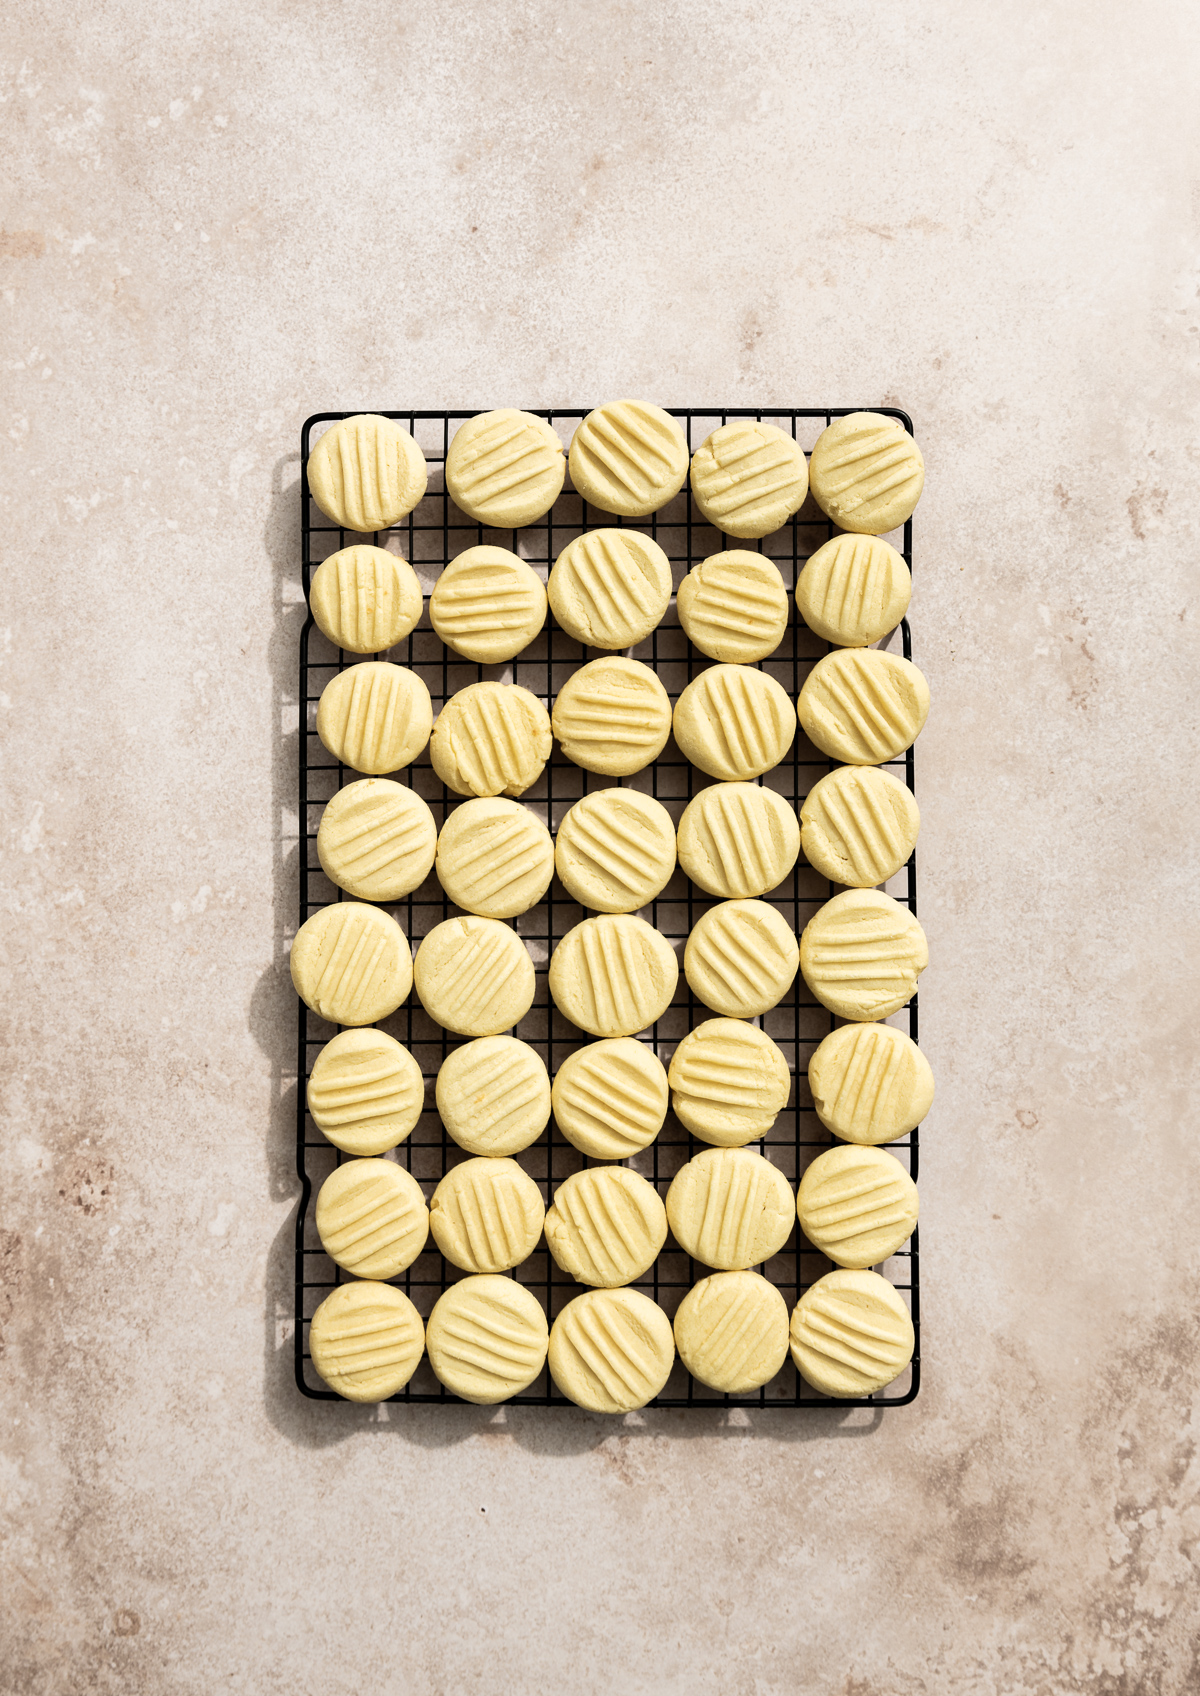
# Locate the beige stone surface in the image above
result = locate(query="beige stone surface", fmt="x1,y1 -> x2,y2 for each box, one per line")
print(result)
2,3 -> 1199,1692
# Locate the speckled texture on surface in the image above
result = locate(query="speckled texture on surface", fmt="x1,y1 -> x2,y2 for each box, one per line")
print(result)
3,3 -> 1199,1692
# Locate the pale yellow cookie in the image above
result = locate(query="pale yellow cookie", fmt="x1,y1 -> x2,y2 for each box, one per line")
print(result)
551,1038 -> 669,1159
413,915 -> 535,1037
425,1275 -> 549,1404
308,1280 -> 425,1403
808,1024 -> 933,1146
568,401 -> 689,518
308,415 -> 428,533
796,534 -> 911,647
808,413 -> 924,535
796,1145 -> 918,1269
316,662 -> 433,775
317,778 -> 437,902
690,421 -> 809,539
684,898 -> 800,1018
445,410 -> 565,528
310,545 -> 424,654
316,1157 -> 429,1280
673,664 -> 795,781
436,1036 -> 550,1156
548,1288 -> 675,1412
545,1167 -> 667,1289
676,551 -> 789,663
797,649 -> 929,767
430,681 -> 552,798
548,529 -> 672,649
435,798 -> 554,918
549,913 -> 678,1038
676,782 -> 800,899
673,1270 -> 789,1394
307,1028 -> 425,1157
666,1147 -> 794,1270
800,766 -> 919,888
291,901 -> 413,1026
789,1268 -> 914,1397
551,656 -> 672,776
428,1156 -> 545,1274
429,547 -> 548,664
554,789 -> 676,914
668,1018 -> 791,1147
800,889 -> 927,1022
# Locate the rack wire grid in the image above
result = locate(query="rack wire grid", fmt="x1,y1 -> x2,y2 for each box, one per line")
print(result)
295,407 -> 921,1410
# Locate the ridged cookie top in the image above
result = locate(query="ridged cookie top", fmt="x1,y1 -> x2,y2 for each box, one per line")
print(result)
789,1268 -> 914,1397
445,410 -> 565,528
684,899 -> 800,1019
551,656 -> 672,776
676,782 -> 800,899
308,415 -> 428,533
436,798 -> 554,918
430,682 -> 552,798
668,1018 -> 791,1146
307,1028 -> 425,1157
676,551 -> 789,663
673,1270 -> 790,1394
545,1166 -> 668,1288
799,889 -> 928,1022
316,662 -> 433,775
436,1035 -> 551,1157
800,765 -> 919,888
425,1275 -> 549,1404
568,401 -> 689,518
797,649 -> 929,767
310,545 -> 424,654
807,1023 -> 934,1145
554,789 -> 677,914
414,915 -> 535,1037
315,1158 -> 429,1281
673,664 -> 795,781
317,778 -> 437,902
796,534 -> 911,647
665,1147 -> 794,1270
689,422 -> 809,539
551,1037 -> 669,1159
796,1145 -> 918,1269
548,1288 -> 676,1413
308,1280 -> 425,1403
547,529 -> 672,649
290,901 -> 413,1027
808,413 -> 924,536
429,546 -> 548,664
429,1156 -> 545,1274
549,913 -> 679,1038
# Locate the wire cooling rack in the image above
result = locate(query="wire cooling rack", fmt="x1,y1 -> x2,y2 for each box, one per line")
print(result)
295,408 -> 921,1409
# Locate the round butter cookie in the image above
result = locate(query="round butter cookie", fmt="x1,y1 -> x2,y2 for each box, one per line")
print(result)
548,529 -> 671,650
307,1028 -> 425,1157
426,1275 -> 549,1404
666,1147 -> 794,1271
429,1156 -> 545,1274
551,1037 -> 669,1159
554,788 -> 676,914
548,1288 -> 675,1412
316,1157 -> 429,1281
308,415 -> 428,534
677,551 -> 789,662
797,650 -> 929,767
684,898 -> 800,1019
545,1167 -> 668,1289
310,544 -> 424,654
430,681 -> 552,798
414,915 -> 535,1037
552,656 -> 671,776
808,1023 -> 934,1146
436,797 -> 554,918
309,1280 -> 424,1403
690,421 -> 808,539
674,1270 -> 789,1394
800,889 -> 927,1022
796,533 -> 911,647
668,1018 -> 791,1147
568,400 -> 689,518
800,766 -> 919,888
436,1035 -> 551,1157
673,664 -> 795,782
429,547 -> 548,664
676,782 -> 799,900
317,662 -> 433,776
789,1267 -> 914,1397
549,913 -> 678,1038
808,413 -> 924,536
796,1145 -> 918,1269
317,778 -> 437,902
445,410 -> 565,529
291,901 -> 413,1027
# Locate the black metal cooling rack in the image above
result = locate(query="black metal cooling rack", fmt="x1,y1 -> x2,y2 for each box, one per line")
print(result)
294,408 -> 921,1410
